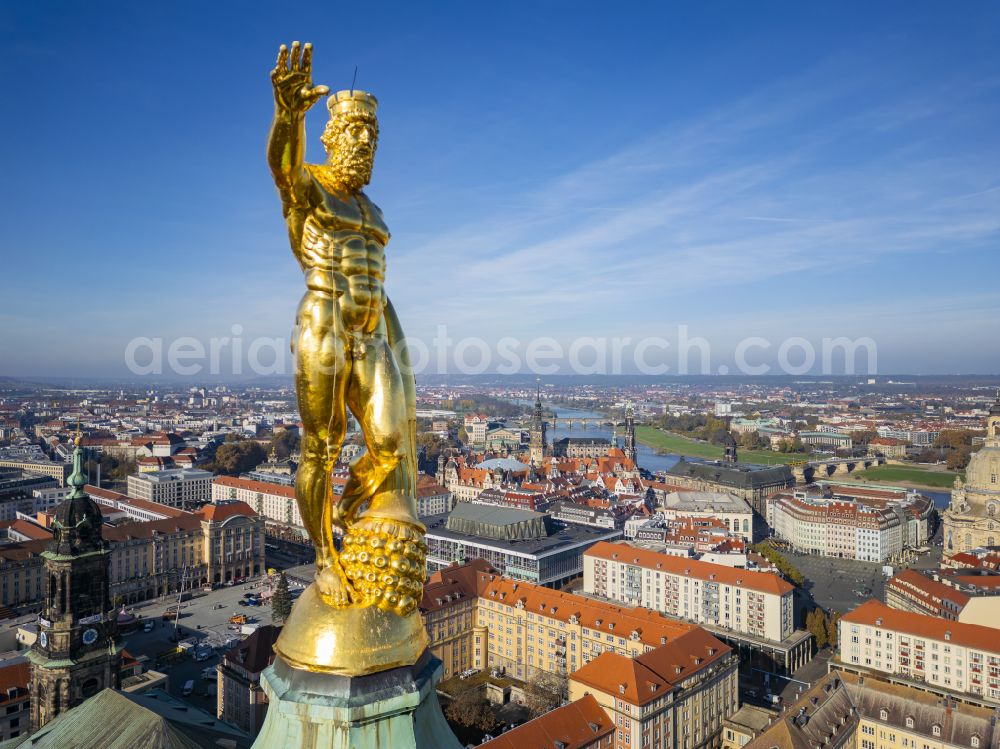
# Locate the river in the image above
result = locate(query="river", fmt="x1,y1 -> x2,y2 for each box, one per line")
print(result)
511,401 -> 680,474
510,401 -> 954,505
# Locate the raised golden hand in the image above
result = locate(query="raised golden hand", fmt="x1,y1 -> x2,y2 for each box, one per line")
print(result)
271,41 -> 329,113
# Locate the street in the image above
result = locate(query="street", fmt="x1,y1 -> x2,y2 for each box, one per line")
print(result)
119,570 -> 307,716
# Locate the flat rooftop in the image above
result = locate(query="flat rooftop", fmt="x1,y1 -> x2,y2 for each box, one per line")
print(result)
424,511 -> 621,558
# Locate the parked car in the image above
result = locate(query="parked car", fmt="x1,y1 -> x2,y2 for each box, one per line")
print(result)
182,680 -> 195,697
143,621 -> 155,633
201,666 -> 217,680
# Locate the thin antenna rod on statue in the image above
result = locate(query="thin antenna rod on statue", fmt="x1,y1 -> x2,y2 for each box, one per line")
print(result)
350,65 -> 358,94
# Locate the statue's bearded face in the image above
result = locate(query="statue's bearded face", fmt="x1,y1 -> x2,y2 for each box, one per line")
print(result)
322,113 -> 378,191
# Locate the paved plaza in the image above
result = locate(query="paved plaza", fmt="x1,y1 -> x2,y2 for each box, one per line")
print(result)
782,544 -> 943,614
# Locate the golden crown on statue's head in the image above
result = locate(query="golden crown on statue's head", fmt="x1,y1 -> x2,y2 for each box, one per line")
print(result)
328,90 -> 378,118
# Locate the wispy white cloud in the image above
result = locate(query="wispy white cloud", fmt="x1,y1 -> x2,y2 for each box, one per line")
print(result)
388,58 -> 1000,351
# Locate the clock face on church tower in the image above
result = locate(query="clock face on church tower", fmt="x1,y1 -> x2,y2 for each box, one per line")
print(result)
82,628 -> 98,646
39,631 -> 48,648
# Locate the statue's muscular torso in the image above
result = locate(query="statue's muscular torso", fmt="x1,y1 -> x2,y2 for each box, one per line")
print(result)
292,169 -> 390,335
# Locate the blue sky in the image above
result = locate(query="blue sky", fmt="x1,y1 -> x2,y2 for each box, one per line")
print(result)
1,1 -> 999,378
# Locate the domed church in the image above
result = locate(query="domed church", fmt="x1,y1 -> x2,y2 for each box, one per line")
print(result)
943,394 -> 1000,555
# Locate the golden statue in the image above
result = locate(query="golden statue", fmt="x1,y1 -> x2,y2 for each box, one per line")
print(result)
266,41 -> 427,675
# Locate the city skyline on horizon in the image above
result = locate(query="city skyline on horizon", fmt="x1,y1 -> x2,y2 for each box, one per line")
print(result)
2,2 -> 999,377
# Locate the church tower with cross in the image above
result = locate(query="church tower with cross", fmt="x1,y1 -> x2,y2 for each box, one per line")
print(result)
27,435 -> 122,731
529,384 -> 547,466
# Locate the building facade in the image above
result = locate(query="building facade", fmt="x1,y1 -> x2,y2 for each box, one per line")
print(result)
658,492 -> 756,543
216,624 -> 281,736
473,573 -> 699,681
942,397 -> 1000,556
768,491 -> 904,562
424,503 -> 621,587
420,559 -> 496,679
212,475 -> 303,535
885,567 -> 1000,626
583,542 -> 795,645
839,599 -> 1000,704
127,468 -> 212,509
569,627 -> 739,749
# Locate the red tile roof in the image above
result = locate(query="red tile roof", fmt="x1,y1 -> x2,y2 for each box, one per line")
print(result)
416,473 -> 449,498
478,575 -> 694,648
842,599 -> 1000,653
420,559 -> 497,614
480,694 -> 613,749
213,475 -> 296,499
887,569 -> 969,612
571,627 -> 731,706
197,501 -> 257,523
0,661 -> 29,706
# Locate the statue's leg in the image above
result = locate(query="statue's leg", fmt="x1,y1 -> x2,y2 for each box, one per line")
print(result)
339,324 -> 413,523
292,291 -> 347,571
384,298 -> 417,479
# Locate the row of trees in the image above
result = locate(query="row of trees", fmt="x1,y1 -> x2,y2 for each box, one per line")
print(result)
210,435 -> 267,476
438,396 -> 526,419
82,452 -> 137,485
750,542 -> 805,586
933,429 -> 980,470
774,436 -> 806,453
806,608 -> 841,649
445,689 -> 498,732
655,414 -> 737,445
209,429 -> 306,476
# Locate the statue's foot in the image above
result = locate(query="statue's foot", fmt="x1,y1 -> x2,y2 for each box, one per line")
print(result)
315,562 -> 354,607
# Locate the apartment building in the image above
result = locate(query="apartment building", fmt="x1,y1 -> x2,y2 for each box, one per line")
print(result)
415,474 -> 453,517
0,542 -> 45,608
127,468 -> 213,509
885,567 -> 1000,626
464,414 -> 489,446
0,660 -> 30,742
583,543 -> 794,644
569,626 -> 738,749
473,573 -> 699,681
212,475 -> 304,535
0,459 -> 69,486
419,559 -> 496,679
768,491 -> 904,562
87,485 -> 188,522
839,599 -> 1000,704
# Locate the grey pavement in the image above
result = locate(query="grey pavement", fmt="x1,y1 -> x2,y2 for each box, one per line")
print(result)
119,573 -> 308,715
780,545 -> 943,615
